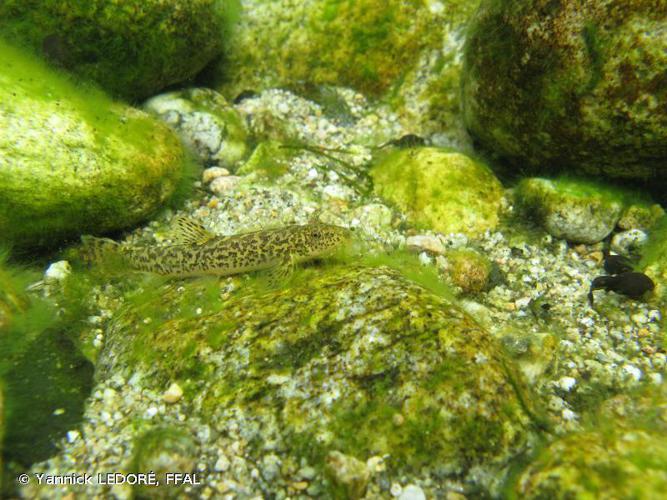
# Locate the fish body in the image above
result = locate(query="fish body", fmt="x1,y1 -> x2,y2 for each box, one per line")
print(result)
82,221 -> 350,278
588,271 -> 655,305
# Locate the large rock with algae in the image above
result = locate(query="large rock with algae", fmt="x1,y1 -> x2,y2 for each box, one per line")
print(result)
217,0 -> 478,143
0,41 -> 192,249
462,0 -> 667,181
42,265 -> 542,498
512,386 -> 667,499
515,177 -> 626,244
370,148 -> 504,237
0,0 -> 231,101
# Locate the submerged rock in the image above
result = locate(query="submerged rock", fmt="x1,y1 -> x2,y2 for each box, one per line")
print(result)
144,88 -> 250,171
0,41 -> 192,249
217,0 -> 478,144
85,265 -> 541,497
370,148 -> 504,237
0,0 -> 230,100
515,177 -> 625,244
462,0 -> 667,181
512,386 -> 667,498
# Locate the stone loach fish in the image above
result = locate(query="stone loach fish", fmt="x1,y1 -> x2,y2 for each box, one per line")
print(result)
81,217 -> 350,279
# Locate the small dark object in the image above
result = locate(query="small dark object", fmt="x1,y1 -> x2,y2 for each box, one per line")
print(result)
379,134 -> 427,149
588,272 -> 655,305
233,90 -> 258,104
602,248 -> 633,275
42,34 -> 68,67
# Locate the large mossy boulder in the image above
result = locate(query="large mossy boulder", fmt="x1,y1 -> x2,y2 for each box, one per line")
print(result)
512,386 -> 667,498
0,41 -> 192,249
217,0 -> 478,142
95,265 -> 541,496
370,148 -> 504,237
462,0 -> 667,181
0,0 -> 231,101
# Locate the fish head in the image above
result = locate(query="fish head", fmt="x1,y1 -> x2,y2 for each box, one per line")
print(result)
297,223 -> 351,258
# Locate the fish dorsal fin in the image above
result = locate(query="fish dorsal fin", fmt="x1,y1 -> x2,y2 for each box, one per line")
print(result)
171,216 -> 216,245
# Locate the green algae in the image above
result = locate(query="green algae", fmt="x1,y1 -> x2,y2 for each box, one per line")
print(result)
0,39 -> 194,250
102,263 -> 542,495
462,0 -> 667,182
0,0 -> 229,101
370,147 -> 504,236
509,384 -> 667,499
0,251 -> 94,495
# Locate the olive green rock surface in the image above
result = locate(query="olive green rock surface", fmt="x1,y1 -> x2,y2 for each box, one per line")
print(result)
515,177 -> 626,244
370,148 -> 504,237
84,265 -> 539,496
216,0 -> 479,143
511,386 -> 667,499
0,0 -> 230,101
462,0 -> 667,181
0,41 -> 191,249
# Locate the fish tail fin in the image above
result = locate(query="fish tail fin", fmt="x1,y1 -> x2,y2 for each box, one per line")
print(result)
80,235 -> 120,263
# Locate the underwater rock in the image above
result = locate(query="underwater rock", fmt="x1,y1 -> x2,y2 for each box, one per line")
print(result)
0,0 -> 230,101
639,216 -> 667,300
325,450 -> 370,500
444,248 -> 492,293
144,88 -> 250,171
515,177 -> 625,244
610,229 -> 648,258
462,0 -> 667,181
92,265 -> 540,496
216,0 -> 477,144
131,426 -> 198,497
0,41 -> 191,249
618,203 -> 665,231
370,148 -> 503,237
512,386 -> 667,498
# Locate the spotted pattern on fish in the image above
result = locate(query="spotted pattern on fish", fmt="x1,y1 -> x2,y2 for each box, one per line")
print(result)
82,223 -> 350,277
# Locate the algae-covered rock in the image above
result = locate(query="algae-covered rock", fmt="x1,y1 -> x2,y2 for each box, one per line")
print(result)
444,248 -> 492,293
462,0 -> 667,181
640,216 -> 667,300
370,148 -> 503,237
131,426 -> 197,497
0,0 -> 231,101
97,265 -> 540,495
0,41 -> 192,249
512,386 -> 667,499
515,177 -> 625,244
217,0 -> 478,143
144,88 -> 249,171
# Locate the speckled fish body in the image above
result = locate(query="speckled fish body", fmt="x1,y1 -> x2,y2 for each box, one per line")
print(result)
83,222 -> 350,278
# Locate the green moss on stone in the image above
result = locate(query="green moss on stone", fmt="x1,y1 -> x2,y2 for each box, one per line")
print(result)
0,40 -> 193,249
515,177 -> 628,243
0,0 -> 230,101
370,147 -> 504,236
510,385 -> 667,499
462,0 -> 667,181
104,264 -> 543,494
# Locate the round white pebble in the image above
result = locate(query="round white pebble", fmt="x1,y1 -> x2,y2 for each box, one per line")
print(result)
163,382 -> 184,404
399,485 -> 426,500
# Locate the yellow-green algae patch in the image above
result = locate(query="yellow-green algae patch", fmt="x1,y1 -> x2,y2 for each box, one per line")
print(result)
0,0 -> 231,101
508,384 -> 667,499
101,264 -> 544,494
0,40 -> 194,249
370,147 -> 504,236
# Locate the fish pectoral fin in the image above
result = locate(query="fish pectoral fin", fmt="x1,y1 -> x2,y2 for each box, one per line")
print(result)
268,255 -> 295,287
171,216 -> 216,246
